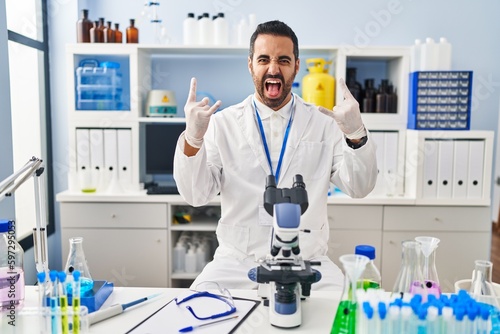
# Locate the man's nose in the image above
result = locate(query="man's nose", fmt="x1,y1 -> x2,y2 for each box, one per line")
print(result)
267,59 -> 281,75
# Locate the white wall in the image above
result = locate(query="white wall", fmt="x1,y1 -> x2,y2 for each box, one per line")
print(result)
45,0 -> 500,281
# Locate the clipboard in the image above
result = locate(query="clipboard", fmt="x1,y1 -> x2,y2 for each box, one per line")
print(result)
125,291 -> 260,334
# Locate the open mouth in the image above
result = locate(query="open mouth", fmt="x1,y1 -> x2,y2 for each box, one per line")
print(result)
265,79 -> 282,98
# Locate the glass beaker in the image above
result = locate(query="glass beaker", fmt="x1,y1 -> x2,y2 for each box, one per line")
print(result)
392,240 -> 426,299
415,236 -> 441,297
331,254 -> 369,334
64,237 -> 94,296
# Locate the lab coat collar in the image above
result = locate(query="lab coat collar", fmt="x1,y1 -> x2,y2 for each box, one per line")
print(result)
237,95 -> 312,186
252,93 -> 293,120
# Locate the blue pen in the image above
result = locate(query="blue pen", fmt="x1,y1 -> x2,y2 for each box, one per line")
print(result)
178,315 -> 239,332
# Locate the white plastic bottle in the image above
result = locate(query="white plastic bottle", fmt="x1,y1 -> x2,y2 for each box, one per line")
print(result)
214,13 -> 229,46
438,37 -> 452,71
410,39 -> 422,72
185,246 -> 197,273
196,245 -> 206,272
183,13 -> 198,45
173,242 -> 186,272
420,37 -> 439,71
237,18 -> 249,46
198,13 -> 213,46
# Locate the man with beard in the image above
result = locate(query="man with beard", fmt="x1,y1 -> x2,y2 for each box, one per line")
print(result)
174,20 -> 377,290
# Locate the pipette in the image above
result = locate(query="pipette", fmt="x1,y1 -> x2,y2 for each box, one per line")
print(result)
88,293 -> 162,325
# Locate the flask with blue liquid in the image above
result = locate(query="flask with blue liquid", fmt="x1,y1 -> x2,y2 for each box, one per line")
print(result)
64,237 -> 94,296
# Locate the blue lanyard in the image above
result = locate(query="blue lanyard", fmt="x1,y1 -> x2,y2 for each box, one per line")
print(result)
253,94 -> 295,183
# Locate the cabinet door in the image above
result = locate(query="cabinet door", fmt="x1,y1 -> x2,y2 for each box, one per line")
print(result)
381,231 -> 490,293
62,228 -> 168,287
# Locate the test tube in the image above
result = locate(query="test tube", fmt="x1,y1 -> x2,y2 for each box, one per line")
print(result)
49,270 -> 59,334
73,270 -> 81,334
58,272 -> 69,334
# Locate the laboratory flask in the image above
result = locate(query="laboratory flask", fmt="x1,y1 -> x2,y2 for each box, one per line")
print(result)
302,58 -> 335,109
0,220 -> 25,309
331,254 -> 369,334
354,244 -> 381,290
392,240 -> 426,299
64,237 -> 94,296
415,236 -> 441,297
469,260 -> 500,308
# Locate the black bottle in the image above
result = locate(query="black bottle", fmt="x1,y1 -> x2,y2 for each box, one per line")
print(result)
346,67 -> 363,111
375,79 -> 389,113
363,79 -> 376,113
386,84 -> 398,114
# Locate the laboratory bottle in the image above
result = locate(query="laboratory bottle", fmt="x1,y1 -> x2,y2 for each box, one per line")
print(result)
331,254 -> 369,334
126,19 -> 139,44
0,219 -> 25,309
64,237 -> 94,296
302,58 -> 335,109
375,79 -> 389,113
469,260 -> 498,303
410,38 -> 422,72
237,18 -> 249,46
392,240 -> 426,299
114,23 -> 122,43
438,37 -> 452,71
103,21 -> 115,43
185,246 -> 197,273
183,13 -> 198,45
173,242 -> 186,272
90,21 -> 103,43
213,13 -> 229,46
97,18 -> 106,42
346,67 -> 363,110
196,244 -> 206,272
363,79 -> 375,113
415,236 -> 441,297
198,13 -> 213,46
386,84 -> 398,114
420,37 -> 439,71
355,244 -> 381,290
76,9 -> 93,43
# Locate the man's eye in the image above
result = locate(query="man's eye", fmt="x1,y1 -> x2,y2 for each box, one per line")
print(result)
279,59 -> 291,65
258,59 -> 269,64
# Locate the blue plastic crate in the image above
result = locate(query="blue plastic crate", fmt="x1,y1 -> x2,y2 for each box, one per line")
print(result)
408,71 -> 472,130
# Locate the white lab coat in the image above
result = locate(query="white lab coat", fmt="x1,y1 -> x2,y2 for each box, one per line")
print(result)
174,95 -> 377,290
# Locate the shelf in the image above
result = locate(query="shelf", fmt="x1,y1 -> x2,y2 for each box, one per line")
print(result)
138,117 -> 186,123
170,221 -> 217,231
171,272 -> 200,280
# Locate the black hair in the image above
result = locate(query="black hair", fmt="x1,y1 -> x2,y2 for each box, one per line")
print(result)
249,20 -> 299,61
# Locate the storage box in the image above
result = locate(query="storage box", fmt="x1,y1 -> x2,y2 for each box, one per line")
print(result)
407,71 -> 473,130
75,60 -> 124,111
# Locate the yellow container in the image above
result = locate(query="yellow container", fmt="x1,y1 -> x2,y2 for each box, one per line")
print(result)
302,58 -> 335,109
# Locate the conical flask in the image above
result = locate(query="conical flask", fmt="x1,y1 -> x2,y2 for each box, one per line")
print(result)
64,237 -> 94,295
415,236 -> 441,297
331,254 -> 369,334
469,260 -> 500,308
392,240 -> 426,299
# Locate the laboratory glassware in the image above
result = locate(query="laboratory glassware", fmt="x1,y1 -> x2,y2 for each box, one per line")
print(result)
103,21 -> 115,43
392,240 -> 426,299
0,219 -> 25,309
126,19 -> 139,43
114,23 -> 122,43
331,254 -> 369,334
470,260 -> 500,308
76,9 -> 93,43
415,236 -> 441,297
355,244 -> 381,289
64,237 -> 94,296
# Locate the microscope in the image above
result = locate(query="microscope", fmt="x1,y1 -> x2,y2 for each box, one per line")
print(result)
248,174 -> 322,328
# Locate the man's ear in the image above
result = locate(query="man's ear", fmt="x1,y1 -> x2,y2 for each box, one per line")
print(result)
248,56 -> 253,74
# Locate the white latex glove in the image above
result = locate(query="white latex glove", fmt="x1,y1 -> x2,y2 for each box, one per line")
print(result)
184,77 -> 222,148
319,78 -> 366,140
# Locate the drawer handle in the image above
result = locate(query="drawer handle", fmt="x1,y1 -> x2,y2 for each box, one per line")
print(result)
434,217 -> 442,223
111,214 -> 116,218
157,239 -> 161,243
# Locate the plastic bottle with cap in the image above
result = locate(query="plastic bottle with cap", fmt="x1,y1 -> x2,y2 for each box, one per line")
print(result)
185,245 -> 197,273
420,37 -> 439,71
173,241 -> 186,272
213,13 -> 229,46
410,38 -> 422,72
183,13 -> 198,45
198,13 -> 213,46
355,244 -> 382,290
438,37 -> 452,71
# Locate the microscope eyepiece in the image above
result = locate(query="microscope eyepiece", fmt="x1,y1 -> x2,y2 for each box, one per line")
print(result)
266,175 -> 277,189
293,175 -> 305,189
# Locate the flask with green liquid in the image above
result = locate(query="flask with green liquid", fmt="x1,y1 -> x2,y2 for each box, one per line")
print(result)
331,254 -> 369,334
355,244 -> 382,290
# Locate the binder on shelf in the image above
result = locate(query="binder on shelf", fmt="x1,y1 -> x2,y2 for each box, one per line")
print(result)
117,129 -> 132,188
370,132 -> 386,196
437,140 -> 453,199
89,129 -> 104,190
384,132 -> 399,196
422,140 -> 438,198
76,128 -> 91,172
103,129 -> 118,191
467,140 -> 485,199
452,140 -> 469,199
